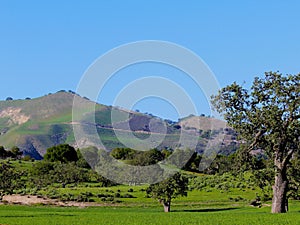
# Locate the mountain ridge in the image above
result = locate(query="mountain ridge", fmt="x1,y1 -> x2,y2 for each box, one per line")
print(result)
0,91 -> 234,159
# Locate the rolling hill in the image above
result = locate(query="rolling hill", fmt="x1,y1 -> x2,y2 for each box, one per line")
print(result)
0,91 -> 235,159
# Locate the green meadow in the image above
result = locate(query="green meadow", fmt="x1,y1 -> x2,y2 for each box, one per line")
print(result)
1,182 -> 300,225
1,160 -> 299,224
0,201 -> 300,225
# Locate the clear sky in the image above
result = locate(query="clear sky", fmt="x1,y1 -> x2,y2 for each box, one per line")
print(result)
1,1 -> 300,120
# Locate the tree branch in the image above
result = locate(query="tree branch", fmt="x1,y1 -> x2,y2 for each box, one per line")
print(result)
247,129 -> 265,152
282,149 -> 295,168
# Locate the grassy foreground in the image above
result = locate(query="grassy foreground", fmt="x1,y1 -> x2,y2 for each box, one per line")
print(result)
0,203 -> 300,225
1,160 -> 300,224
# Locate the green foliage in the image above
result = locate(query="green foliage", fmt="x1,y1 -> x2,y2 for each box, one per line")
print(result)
189,172 -> 253,192
131,149 -> 164,166
31,161 -> 55,176
91,171 -> 116,187
252,168 -> 273,201
183,152 -> 202,171
183,151 -> 265,175
161,149 -> 172,158
204,154 -> 236,175
29,160 -> 96,188
44,144 -> 78,163
110,148 -> 165,166
79,146 -> 100,168
0,162 -> 24,195
211,72 -> 300,165
50,162 -> 90,188
110,148 -> 136,160
76,150 -> 91,168
288,154 -> 300,200
29,161 -> 55,188
211,71 -> 300,213
22,155 -> 33,161
146,172 -> 188,212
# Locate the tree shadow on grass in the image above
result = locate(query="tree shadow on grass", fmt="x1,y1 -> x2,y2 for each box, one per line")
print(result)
174,207 -> 238,213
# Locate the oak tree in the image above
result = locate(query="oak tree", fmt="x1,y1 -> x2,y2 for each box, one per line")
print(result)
211,72 -> 300,213
146,172 -> 188,212
44,144 -> 78,163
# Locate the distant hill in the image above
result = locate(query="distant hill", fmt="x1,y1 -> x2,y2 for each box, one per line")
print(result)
0,91 -> 236,159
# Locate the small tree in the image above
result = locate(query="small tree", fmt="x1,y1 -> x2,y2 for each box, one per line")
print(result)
44,144 -> 78,163
146,172 -> 188,212
211,72 -> 300,213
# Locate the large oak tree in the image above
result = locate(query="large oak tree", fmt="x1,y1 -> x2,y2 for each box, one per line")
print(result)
211,72 -> 300,213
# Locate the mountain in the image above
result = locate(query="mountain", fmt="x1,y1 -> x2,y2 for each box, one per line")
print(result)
0,91 -> 236,159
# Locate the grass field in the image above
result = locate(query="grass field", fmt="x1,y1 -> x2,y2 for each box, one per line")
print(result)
1,182 -> 300,225
0,202 -> 300,225
4,160 -> 300,225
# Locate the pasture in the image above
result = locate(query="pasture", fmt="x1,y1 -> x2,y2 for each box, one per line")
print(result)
1,186 -> 300,225
0,203 -> 300,225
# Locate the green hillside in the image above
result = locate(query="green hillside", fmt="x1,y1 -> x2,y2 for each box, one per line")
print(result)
0,91 -> 233,159
0,92 -> 96,158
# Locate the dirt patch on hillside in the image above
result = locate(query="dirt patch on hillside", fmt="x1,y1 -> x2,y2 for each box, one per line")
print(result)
179,116 -> 227,131
0,107 -> 30,125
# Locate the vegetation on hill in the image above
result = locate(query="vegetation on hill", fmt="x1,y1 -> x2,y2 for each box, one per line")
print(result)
110,147 -> 169,166
0,91 -> 236,159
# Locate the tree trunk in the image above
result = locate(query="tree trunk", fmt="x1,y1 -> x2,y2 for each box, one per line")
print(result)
162,201 -> 171,212
272,168 -> 288,213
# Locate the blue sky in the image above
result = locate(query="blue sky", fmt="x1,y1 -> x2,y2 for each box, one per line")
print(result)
1,1 -> 300,120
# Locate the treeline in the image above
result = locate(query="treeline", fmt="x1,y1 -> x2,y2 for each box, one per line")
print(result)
1,144 -> 299,210
110,146 -> 300,201
109,146 -> 261,175
110,147 -> 171,166
0,144 -> 190,210
0,144 -> 114,197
